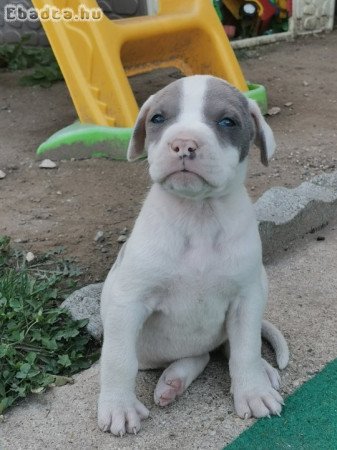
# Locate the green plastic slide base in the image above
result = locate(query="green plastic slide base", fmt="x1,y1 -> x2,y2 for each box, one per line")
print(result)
36,122 -> 133,160
245,82 -> 268,115
36,83 -> 268,160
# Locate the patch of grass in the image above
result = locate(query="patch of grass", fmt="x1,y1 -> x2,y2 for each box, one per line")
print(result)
0,35 -> 63,87
0,236 -> 99,414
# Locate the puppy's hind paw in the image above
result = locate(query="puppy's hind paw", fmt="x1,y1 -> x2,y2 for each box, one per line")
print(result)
154,376 -> 184,407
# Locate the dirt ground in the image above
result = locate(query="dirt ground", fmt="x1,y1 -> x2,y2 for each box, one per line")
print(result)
1,31 -> 337,281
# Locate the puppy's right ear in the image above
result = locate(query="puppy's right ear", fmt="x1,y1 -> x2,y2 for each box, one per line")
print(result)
127,95 -> 154,161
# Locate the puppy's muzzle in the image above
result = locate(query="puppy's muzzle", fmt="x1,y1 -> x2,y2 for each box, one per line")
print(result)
170,138 -> 198,160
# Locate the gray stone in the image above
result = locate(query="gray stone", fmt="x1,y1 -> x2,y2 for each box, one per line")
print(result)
267,106 -> 281,116
39,159 -> 57,169
61,283 -> 103,340
255,171 -> 337,258
94,230 -> 105,242
25,251 -> 35,263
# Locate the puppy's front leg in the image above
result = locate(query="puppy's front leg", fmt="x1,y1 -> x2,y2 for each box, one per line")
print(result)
227,276 -> 284,419
98,298 -> 150,436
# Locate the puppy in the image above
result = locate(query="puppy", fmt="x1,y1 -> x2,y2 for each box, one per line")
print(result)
98,75 -> 289,436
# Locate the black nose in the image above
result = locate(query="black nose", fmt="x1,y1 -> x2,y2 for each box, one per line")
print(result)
170,138 -> 198,159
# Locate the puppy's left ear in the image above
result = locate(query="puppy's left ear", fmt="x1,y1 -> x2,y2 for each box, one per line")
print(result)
127,95 -> 154,162
248,99 -> 276,166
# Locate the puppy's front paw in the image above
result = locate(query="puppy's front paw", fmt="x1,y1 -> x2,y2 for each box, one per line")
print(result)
98,393 -> 149,436
232,369 -> 284,419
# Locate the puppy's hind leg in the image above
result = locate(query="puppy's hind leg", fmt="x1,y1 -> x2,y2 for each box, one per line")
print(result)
154,353 -> 210,407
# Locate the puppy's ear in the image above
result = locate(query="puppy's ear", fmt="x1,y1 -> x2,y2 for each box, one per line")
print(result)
248,99 -> 276,166
127,95 -> 154,162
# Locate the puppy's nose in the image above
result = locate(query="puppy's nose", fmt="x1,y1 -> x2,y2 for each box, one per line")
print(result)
170,139 -> 198,159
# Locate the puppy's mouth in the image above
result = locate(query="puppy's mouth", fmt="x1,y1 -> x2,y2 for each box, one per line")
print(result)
160,167 -> 216,189
164,168 -> 201,179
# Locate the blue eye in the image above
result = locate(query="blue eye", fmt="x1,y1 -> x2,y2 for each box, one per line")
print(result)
217,117 -> 236,127
151,114 -> 165,124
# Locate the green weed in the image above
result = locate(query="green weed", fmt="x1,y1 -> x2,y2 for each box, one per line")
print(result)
0,236 -> 99,414
0,35 -> 63,87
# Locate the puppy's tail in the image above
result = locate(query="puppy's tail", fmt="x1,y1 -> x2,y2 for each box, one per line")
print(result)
262,320 -> 289,370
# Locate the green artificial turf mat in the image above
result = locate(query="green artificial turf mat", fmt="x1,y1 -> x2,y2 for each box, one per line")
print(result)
225,358 -> 337,449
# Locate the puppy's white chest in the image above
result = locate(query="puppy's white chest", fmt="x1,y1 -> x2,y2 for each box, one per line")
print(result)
174,235 -> 227,289
159,227 -> 240,317
137,234 -> 236,366
182,235 -> 217,270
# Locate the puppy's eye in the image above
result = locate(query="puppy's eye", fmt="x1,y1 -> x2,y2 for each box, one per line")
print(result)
150,114 -> 165,124
217,117 -> 236,127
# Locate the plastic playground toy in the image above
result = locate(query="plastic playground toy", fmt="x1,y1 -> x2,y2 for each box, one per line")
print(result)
32,0 -> 269,160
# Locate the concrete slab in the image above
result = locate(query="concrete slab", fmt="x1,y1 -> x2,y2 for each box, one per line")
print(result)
1,220 -> 337,450
256,171 -> 337,258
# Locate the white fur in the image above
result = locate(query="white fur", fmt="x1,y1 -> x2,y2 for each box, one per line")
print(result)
98,75 -> 288,436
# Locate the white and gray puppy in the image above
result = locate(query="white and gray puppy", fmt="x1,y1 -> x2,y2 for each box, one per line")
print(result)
98,75 -> 289,436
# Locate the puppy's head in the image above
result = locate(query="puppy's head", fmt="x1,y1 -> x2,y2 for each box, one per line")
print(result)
127,75 -> 275,199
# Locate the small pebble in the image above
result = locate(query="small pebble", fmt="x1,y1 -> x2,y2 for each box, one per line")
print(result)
303,80 -> 309,86
26,252 -> 35,262
284,102 -> 293,107
120,227 -> 128,235
0,170 -> 6,179
94,231 -> 105,243
117,235 -> 127,243
39,159 -> 57,169
267,106 -> 281,116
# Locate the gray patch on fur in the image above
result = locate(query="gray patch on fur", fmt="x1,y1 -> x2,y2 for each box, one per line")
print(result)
202,78 -> 255,162
183,235 -> 191,251
145,80 -> 183,148
212,229 -> 223,252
